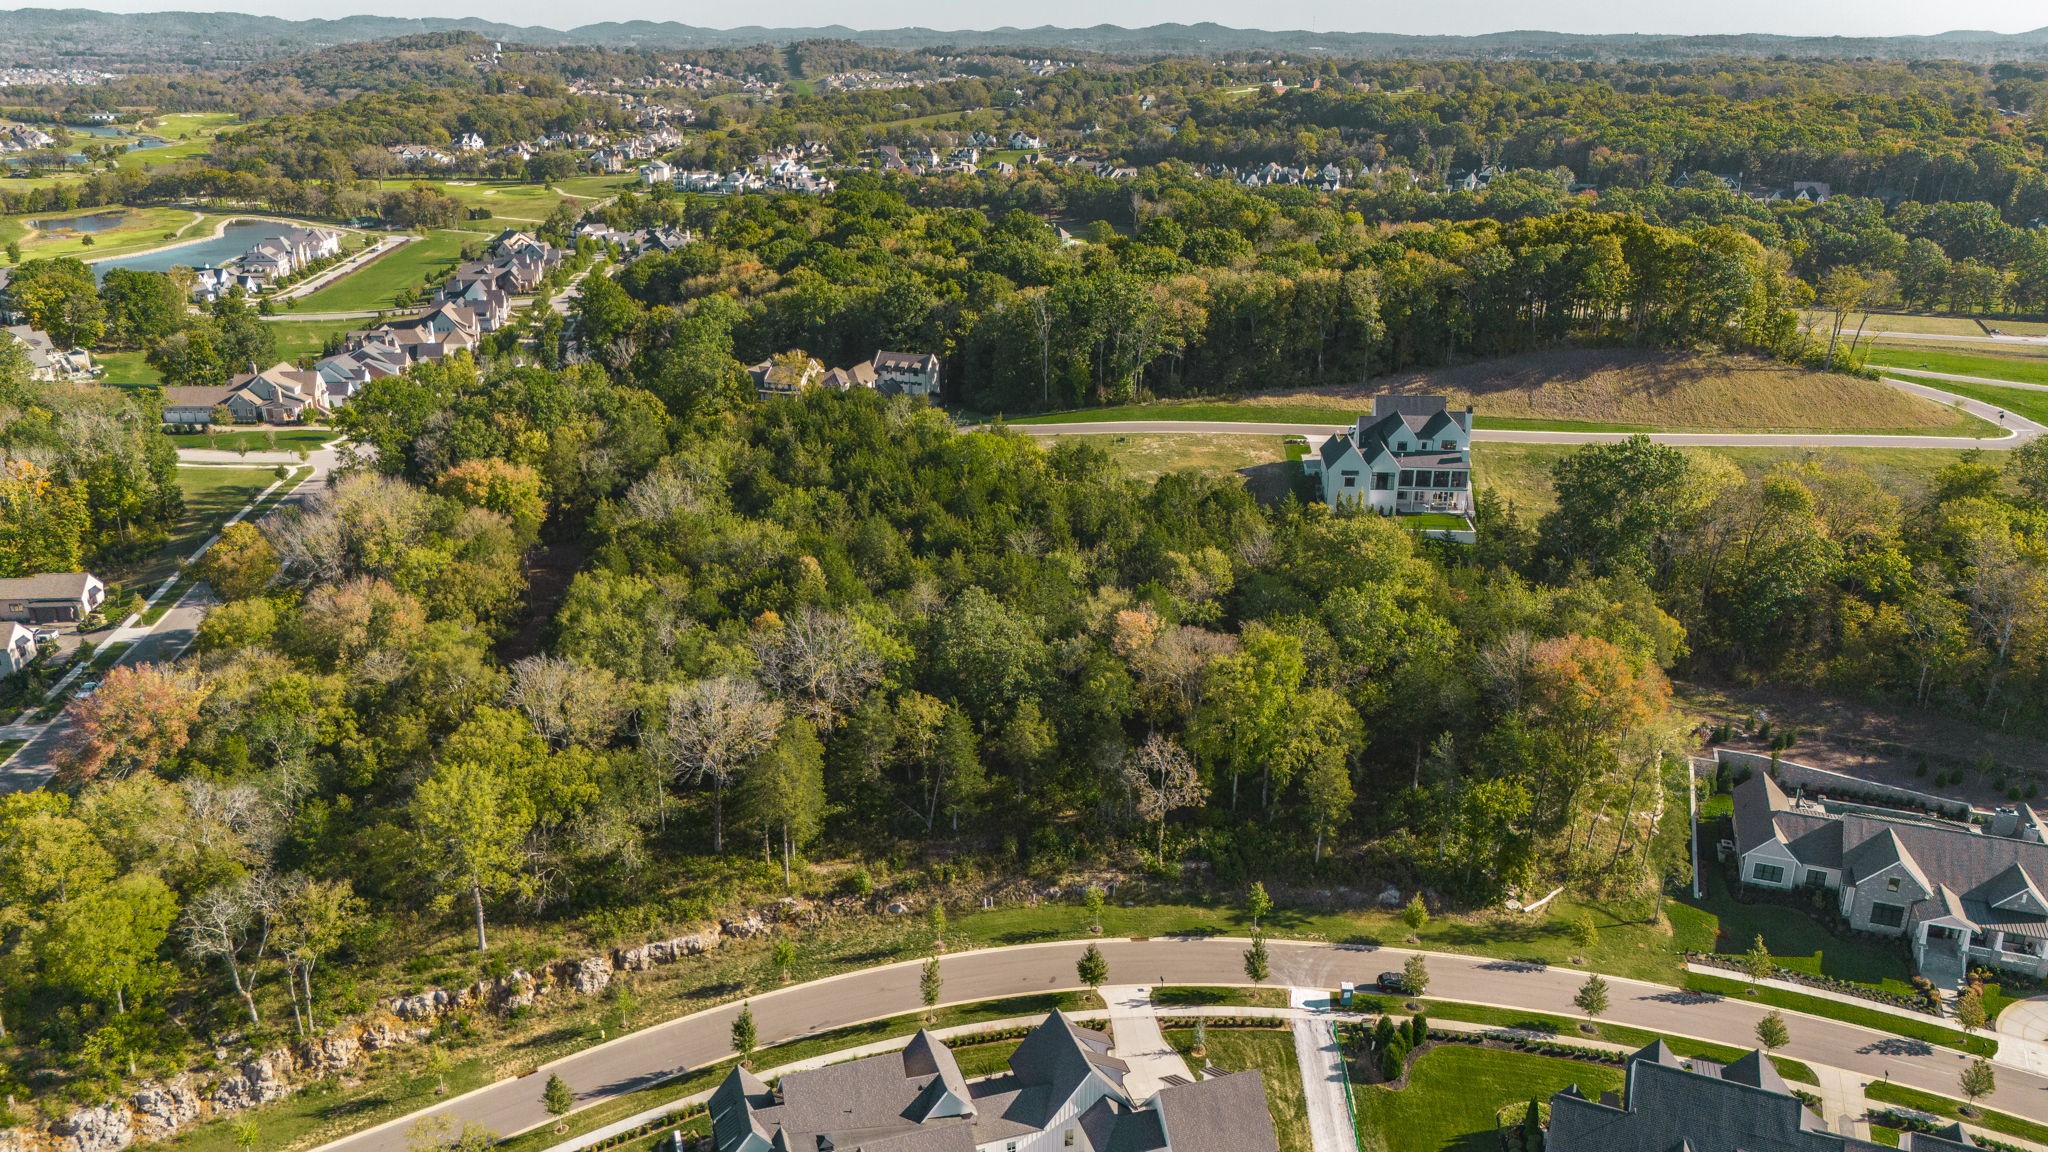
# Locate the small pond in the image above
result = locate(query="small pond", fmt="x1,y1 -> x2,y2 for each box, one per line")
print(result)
34,210 -> 127,233
92,219 -> 299,281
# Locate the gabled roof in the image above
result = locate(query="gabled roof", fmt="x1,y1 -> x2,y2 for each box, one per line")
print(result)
1842,827 -> 1932,894
1153,1072 -> 1278,1152
0,573 -> 100,601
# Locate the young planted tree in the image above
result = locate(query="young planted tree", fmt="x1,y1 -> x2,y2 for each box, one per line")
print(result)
1402,954 -> 1431,998
732,1003 -> 758,1066
1077,944 -> 1109,994
1570,914 -> 1599,954
921,956 -> 944,1022
1741,935 -> 1774,987
1754,1009 -> 1789,1051
1244,931 -> 1271,986
1246,881 -> 1272,929
543,1073 -> 575,1120
930,902 -> 948,953
1191,1018 -> 1208,1059
1961,1057 -> 1996,1111
1401,894 -> 1430,935
1955,986 -> 1988,1034
1083,885 -> 1106,935
1574,975 -> 1609,1027
771,936 -> 797,985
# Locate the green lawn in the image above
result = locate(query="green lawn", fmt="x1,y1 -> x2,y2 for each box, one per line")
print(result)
1406,513 -> 1471,531
97,348 -> 162,387
1899,378 -> 2048,428
258,317 -> 362,363
292,229 -> 484,313
1869,346 -> 2048,387
1153,985 -> 1291,1009
1688,865 -> 1914,990
950,1038 -> 1026,1079
551,175 -> 633,200
1164,1028 -> 1310,1152
1352,1044 -> 1624,1152
164,428 -> 332,451
113,467 -> 278,590
1370,997 -> 1815,1084
1865,1080 -> 2048,1145
1682,972 -> 1992,1056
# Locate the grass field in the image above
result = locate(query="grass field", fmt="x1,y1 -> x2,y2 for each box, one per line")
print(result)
1164,1027 -> 1310,1152
1910,379 -> 2048,427
291,229 -> 483,312
551,175 -> 633,200
1870,346 -> 2048,387
0,205 -> 203,261
260,317 -> 362,362
97,349 -> 161,386
370,179 -> 578,222
106,466 -> 278,590
1806,312 -> 2048,338
1005,350 -> 1993,436
1471,443 -> 1993,517
1379,997 -> 1816,1084
1352,1044 -> 1624,1152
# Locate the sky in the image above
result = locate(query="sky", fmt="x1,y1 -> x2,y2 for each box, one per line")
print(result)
56,0 -> 2048,35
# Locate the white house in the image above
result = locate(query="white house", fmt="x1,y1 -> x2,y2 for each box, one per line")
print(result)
1,621 -> 36,676
1301,395 -> 1473,517
639,160 -> 675,185
0,572 -> 105,625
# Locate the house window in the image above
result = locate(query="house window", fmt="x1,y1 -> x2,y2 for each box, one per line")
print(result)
1805,870 -> 1830,889
1870,902 -> 1906,928
1066,1131 -> 1076,1147
1433,470 -> 1451,488
1373,472 -> 1392,491
1751,863 -> 1785,885
1887,877 -> 1901,893
1342,472 -> 1358,489
1451,471 -> 1468,490
1399,470 -> 1415,487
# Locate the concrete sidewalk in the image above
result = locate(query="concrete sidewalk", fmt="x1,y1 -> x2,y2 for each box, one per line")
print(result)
1287,989 -> 1360,1152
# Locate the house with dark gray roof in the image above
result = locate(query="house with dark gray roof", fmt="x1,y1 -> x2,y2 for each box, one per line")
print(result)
709,1012 -> 1278,1152
0,572 -> 105,625
1730,764 -> 2048,988
1547,1039 -> 1971,1151
1300,396 -> 1473,518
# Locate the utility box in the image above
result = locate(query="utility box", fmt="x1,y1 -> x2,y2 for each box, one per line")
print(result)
1339,981 -> 1355,1007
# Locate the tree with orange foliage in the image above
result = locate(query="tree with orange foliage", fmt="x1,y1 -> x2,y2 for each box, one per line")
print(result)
1523,633 -> 1671,871
55,663 -> 207,783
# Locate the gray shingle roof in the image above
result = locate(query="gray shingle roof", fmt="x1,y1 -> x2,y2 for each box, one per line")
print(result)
1153,1071 -> 1279,1152
1547,1041 -> 1890,1152
0,573 -> 97,602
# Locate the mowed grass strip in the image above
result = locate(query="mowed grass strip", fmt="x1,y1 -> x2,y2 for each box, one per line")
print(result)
1870,346 -> 2048,388
1865,1080 -> 2048,1145
1164,1027 -> 1310,1152
293,229 -> 481,312
1681,972 -> 1993,1057
1909,379 -> 2048,426
1352,1044 -> 1624,1152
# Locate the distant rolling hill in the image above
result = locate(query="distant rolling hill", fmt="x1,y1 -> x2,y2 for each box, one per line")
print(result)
0,8 -> 2045,67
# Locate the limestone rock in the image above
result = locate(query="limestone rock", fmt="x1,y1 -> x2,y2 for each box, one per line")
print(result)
1377,886 -> 1403,908
53,1104 -> 132,1152
613,929 -> 720,971
566,954 -> 612,996
211,1051 -> 295,1112
302,1033 -> 361,1073
0,1128 -> 30,1152
131,1078 -> 201,1141
885,901 -> 910,915
496,970 -> 536,1010
387,988 -> 457,1020
359,1020 -> 409,1051
720,915 -> 769,940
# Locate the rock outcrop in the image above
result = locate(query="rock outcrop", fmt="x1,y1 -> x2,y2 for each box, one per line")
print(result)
130,1079 -> 201,1141
210,1050 -> 295,1113
52,1104 -> 132,1152
564,954 -> 613,996
615,926 -> 722,971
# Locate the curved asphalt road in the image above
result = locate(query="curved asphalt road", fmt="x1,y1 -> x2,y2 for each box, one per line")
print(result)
315,937 -> 2048,1152
1009,376 -> 2043,451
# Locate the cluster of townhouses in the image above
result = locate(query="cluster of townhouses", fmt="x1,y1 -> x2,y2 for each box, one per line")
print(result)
747,349 -> 942,401
711,1013 -> 1279,1152
1728,750 -> 2048,990
1545,1039 -> 1977,1150
1302,395 -> 1475,519
572,221 -> 694,255
1202,161 -> 1349,190
189,224 -> 343,301
163,230 -> 561,426
587,127 -> 686,174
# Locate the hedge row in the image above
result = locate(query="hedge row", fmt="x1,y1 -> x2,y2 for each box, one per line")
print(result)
1683,952 -> 1938,1015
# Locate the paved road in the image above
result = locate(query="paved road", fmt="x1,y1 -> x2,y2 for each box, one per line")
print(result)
1865,329 -> 2048,347
1011,376 -> 2044,451
312,937 -> 2048,1152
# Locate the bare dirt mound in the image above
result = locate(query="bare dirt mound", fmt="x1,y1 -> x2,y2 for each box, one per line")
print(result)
1248,348 -> 1978,433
